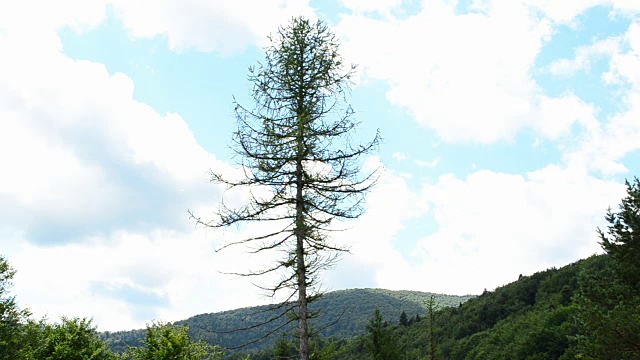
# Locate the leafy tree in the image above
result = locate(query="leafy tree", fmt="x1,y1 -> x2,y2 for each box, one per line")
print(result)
32,317 -> 116,360
125,321 -> 223,360
190,16 -> 379,360
365,308 -> 397,360
0,255 -> 32,359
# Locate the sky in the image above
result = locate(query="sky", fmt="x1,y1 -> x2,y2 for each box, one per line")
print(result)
1,0 -> 639,332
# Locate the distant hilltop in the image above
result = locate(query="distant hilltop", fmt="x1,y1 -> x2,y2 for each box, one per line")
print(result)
100,288 -> 475,354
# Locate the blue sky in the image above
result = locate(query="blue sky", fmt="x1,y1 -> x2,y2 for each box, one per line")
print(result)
1,0 -> 639,332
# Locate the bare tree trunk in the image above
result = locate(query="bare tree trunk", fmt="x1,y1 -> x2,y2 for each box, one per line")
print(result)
296,123 -> 310,360
428,295 -> 436,360
296,228 -> 309,360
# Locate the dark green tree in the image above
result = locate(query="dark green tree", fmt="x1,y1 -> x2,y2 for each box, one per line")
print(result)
190,16 -> 379,360
365,308 -> 397,360
0,255 -> 32,359
575,178 -> 640,358
399,309 -> 408,326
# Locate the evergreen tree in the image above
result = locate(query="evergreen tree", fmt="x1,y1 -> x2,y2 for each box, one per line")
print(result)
273,332 -> 295,359
399,309 -> 408,326
575,178 -> 640,358
365,308 -> 397,360
190,17 -> 380,360
425,295 -> 440,360
599,177 -> 640,287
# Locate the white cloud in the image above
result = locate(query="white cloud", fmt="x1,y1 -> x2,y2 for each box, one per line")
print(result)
518,0 -> 604,24
336,1 -> 553,143
0,26 -> 235,244
362,165 -> 626,295
10,229 -> 267,331
549,37 -> 621,76
328,164 -> 430,289
414,157 -> 440,168
605,22 -> 640,88
0,0 -> 107,33
392,151 -> 408,161
561,21 -> 640,175
336,1 -> 640,144
110,0 -> 316,54
0,12 -> 263,330
339,0 -> 403,17
533,94 -> 599,140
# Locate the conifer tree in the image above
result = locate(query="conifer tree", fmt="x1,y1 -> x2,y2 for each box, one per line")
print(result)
365,308 -> 397,360
599,177 -> 640,287
191,17 -> 379,360
575,177 -> 640,357
425,295 -> 439,360
399,309 -> 408,326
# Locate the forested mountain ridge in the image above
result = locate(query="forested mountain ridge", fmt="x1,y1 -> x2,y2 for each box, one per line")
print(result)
332,253 -> 639,359
333,258 -> 584,359
100,289 -> 474,354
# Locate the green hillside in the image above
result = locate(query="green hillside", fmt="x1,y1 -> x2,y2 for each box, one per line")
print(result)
101,289 -> 473,354
330,253 -> 638,359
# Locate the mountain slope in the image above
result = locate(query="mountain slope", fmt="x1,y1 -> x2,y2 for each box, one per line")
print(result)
333,256 -> 599,359
101,289 -> 474,354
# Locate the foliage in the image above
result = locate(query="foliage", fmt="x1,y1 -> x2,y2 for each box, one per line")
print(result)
31,317 -> 116,360
0,255 -> 32,359
334,260 -> 586,359
124,321 -> 223,360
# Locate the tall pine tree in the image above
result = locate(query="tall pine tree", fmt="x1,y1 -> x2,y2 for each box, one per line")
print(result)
191,17 -> 380,360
